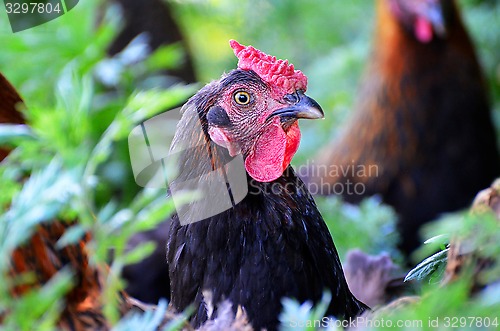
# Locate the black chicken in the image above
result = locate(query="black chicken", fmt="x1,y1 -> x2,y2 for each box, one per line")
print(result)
303,0 -> 500,256
165,41 -> 367,330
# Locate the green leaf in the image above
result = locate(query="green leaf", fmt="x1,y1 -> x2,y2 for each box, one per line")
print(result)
125,85 -> 198,122
279,292 -> 338,331
404,248 -> 449,282
112,299 -> 190,331
56,224 -> 87,248
145,43 -> 186,72
0,159 -> 79,272
423,234 -> 449,245
121,241 -> 157,266
2,268 -> 74,331
0,124 -> 35,144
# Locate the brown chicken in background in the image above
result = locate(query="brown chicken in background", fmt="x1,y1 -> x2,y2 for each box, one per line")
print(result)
304,0 -> 500,257
9,225 -> 130,330
0,73 -> 131,330
0,74 -> 24,160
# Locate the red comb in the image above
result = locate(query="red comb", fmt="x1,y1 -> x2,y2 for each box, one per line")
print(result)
230,40 -> 307,97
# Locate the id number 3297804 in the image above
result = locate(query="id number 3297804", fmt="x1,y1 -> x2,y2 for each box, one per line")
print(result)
5,2 -> 62,14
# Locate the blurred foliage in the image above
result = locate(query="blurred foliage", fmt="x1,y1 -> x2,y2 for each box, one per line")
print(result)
316,196 -> 400,262
279,292 -> 340,331
375,211 -> 500,331
0,0 -> 195,328
0,0 -> 499,329
280,210 -> 500,331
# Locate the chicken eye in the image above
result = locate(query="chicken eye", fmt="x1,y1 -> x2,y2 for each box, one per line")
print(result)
234,91 -> 251,105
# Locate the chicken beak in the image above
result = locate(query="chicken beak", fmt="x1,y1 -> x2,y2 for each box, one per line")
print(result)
268,91 -> 324,121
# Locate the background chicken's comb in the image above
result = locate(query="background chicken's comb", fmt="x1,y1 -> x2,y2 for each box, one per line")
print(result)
230,40 -> 307,97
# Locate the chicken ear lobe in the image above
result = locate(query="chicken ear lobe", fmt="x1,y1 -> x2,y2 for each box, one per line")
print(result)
207,105 -> 241,156
208,126 -> 241,157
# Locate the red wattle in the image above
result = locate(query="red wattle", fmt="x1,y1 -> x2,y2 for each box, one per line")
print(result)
283,122 -> 300,169
245,118 -> 301,182
415,16 -> 433,43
